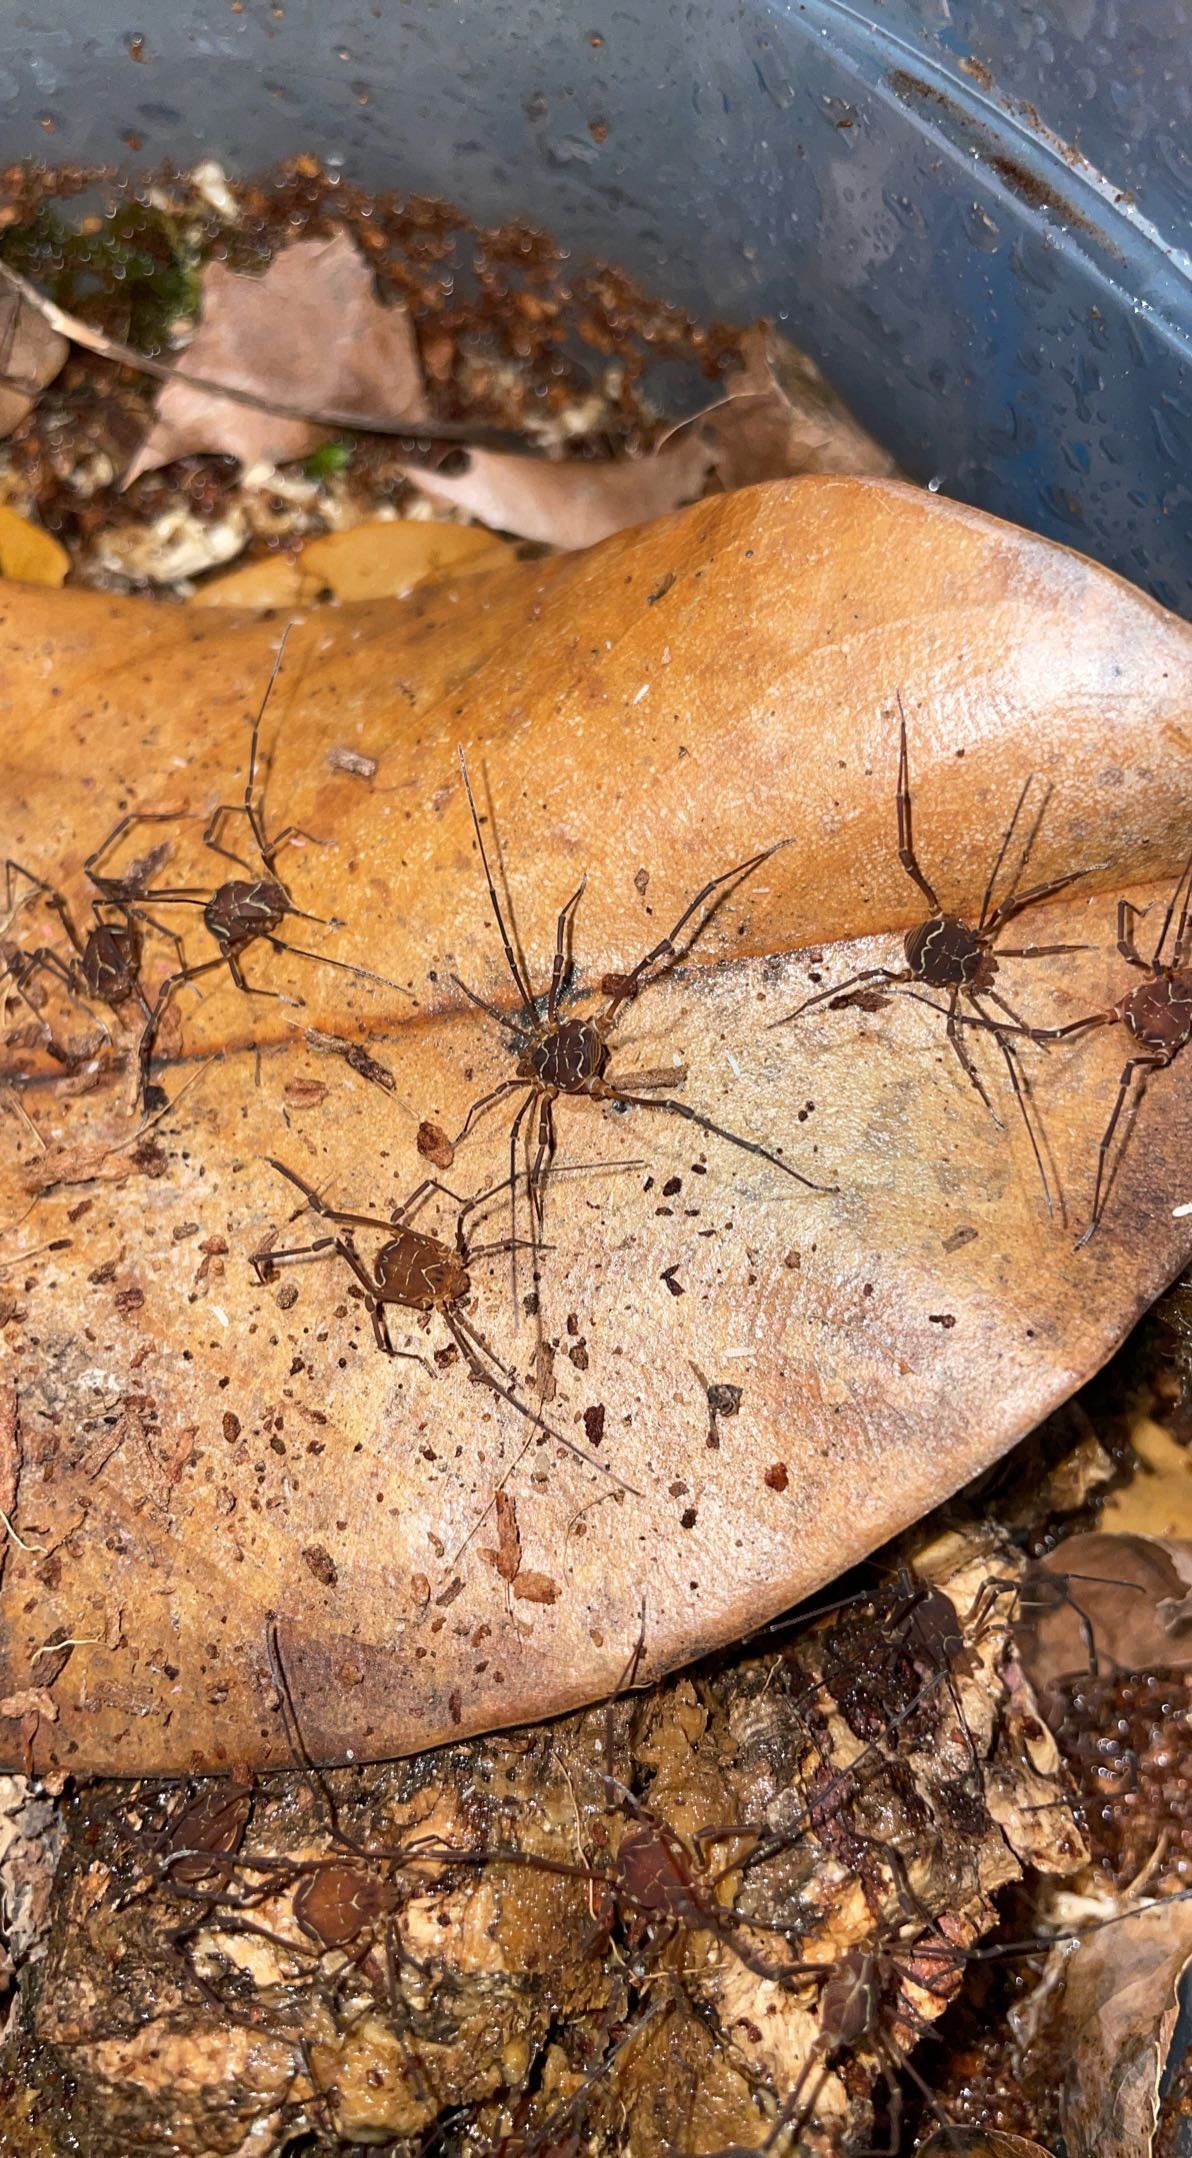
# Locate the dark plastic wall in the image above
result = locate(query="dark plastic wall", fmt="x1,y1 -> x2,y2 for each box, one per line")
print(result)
2,1 -> 1189,610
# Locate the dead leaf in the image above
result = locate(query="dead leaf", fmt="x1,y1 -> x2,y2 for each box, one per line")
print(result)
0,505 -> 70,588
417,1120 -> 455,1169
1056,1899 -> 1192,2158
480,1492 -> 522,1582
401,432 -> 714,549
1018,1532 -> 1192,1690
124,233 -> 429,483
0,286 -> 68,437
190,517 -> 513,609
0,476 -> 1191,1773
670,323 -> 898,490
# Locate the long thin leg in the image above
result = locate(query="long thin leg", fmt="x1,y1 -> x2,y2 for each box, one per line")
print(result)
599,839 -> 790,1021
506,1090 -> 533,1318
138,956 -> 227,1095
1116,898 -> 1152,971
768,966 -> 904,1030
83,812 -> 191,898
266,1158 -> 468,1233
1076,1055 -> 1166,1248
547,879 -> 586,1020
942,988 -> 1002,1127
986,867 -> 1090,936
4,862 -> 84,958
451,1077 -> 528,1150
1154,847 -> 1192,968
895,703 -> 941,913
446,1308 -> 640,1491
244,625 -> 292,871
971,994 -> 1054,1215
603,1088 -> 838,1193
457,748 -> 537,1024
1171,853 -> 1192,969
264,936 -> 412,999
976,773 -> 1036,932
995,939 -> 1091,958
449,973 -> 524,1036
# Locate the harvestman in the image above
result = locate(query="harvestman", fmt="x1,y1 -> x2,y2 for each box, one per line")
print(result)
447,751 -> 835,1259
1024,849 -> 1192,1244
80,631 -> 410,1102
251,1157 -> 640,1491
772,705 -> 1091,1211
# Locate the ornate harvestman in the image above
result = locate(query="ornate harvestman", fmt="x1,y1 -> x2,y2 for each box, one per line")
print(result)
772,705 -> 1091,1211
447,751 -> 835,1268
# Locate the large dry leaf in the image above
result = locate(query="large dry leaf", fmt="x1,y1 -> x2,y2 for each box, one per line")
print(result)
0,475 -> 1190,1775
189,517 -> 514,610
123,233 -> 428,483
1018,1531 -> 1192,1690
0,505 -> 69,589
0,288 -> 67,438
1057,1899 -> 1192,2158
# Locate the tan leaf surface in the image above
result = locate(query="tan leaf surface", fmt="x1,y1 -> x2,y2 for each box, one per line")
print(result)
1057,1899 -> 1192,2158
123,232 -> 428,482
0,474 -> 1190,1774
0,288 -> 68,438
189,517 -> 513,609
0,505 -> 70,588
666,324 -> 899,490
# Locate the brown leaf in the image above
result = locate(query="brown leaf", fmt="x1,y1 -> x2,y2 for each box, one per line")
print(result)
0,476 -> 1190,1773
401,432 -> 713,549
0,287 -> 68,437
417,1120 -> 455,1169
1056,1900 -> 1192,2158
1017,1532 -> 1192,1691
124,233 -> 428,482
671,323 -> 898,490
512,1571 -> 558,1605
190,517 -> 513,609
480,1492 -> 522,1583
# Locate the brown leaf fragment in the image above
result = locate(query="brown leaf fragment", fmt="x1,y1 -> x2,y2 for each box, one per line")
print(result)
417,1119 -> 455,1169
0,1688 -> 58,1722
512,1571 -> 558,1605
1017,1532 -> 1192,1691
0,288 -> 68,437
125,233 -> 429,482
401,431 -> 713,549
1056,1899 -> 1192,2158
480,1492 -> 522,1583
673,323 -> 898,491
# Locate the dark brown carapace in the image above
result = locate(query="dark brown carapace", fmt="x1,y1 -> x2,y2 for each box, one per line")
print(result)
251,1157 -> 636,1490
447,749 -> 834,1269
1025,849 -> 1192,1244
773,700 -> 1093,1214
71,630 -> 409,1104
1,851 -> 173,1068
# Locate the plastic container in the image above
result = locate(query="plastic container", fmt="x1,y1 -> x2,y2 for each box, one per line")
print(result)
1,0 -> 1188,611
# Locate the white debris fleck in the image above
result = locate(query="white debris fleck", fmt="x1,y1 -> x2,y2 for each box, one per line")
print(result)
189,159 -> 242,221
631,682 -> 650,705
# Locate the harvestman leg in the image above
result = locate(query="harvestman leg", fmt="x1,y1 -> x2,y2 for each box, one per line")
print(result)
605,1088 -> 838,1192
895,703 -> 942,912
599,840 -> 789,1021
1076,1053 -> 1169,1249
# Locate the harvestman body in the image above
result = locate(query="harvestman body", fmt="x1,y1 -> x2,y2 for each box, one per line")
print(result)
773,704 -> 1091,1211
448,751 -> 835,1258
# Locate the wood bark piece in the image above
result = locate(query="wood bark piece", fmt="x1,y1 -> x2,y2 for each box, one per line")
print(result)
0,475 -> 1190,1774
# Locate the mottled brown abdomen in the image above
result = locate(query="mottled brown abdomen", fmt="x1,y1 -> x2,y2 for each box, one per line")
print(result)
519,1017 -> 609,1093
1121,971 -> 1192,1057
904,914 -> 991,990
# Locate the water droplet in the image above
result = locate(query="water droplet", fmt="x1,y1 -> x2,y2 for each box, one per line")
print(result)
927,477 -> 943,494
963,202 -> 1001,253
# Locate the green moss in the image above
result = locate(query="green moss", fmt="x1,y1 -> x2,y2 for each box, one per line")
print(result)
1,200 -> 203,353
303,439 -> 354,480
